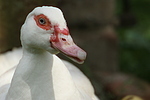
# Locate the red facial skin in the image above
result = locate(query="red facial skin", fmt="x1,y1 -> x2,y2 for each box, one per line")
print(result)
50,25 -> 69,43
34,14 -> 86,63
34,14 -> 52,30
34,14 -> 69,42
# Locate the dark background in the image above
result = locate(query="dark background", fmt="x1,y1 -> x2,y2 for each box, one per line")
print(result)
0,0 -> 150,99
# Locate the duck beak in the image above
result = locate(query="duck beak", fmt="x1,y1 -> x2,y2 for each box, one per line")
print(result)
50,26 -> 86,64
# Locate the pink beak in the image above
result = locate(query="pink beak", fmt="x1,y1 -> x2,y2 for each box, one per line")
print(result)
50,25 -> 86,64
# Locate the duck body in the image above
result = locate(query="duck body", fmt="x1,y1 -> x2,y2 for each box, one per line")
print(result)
0,49 -> 98,100
0,48 -> 22,76
0,6 -> 99,100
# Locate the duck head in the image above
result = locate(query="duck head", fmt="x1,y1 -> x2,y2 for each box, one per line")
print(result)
21,6 -> 86,64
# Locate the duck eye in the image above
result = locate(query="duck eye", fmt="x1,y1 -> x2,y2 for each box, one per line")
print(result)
39,18 -> 46,25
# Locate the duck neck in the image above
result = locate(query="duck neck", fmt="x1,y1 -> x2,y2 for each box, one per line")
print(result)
6,47 -> 79,100
6,48 -> 55,100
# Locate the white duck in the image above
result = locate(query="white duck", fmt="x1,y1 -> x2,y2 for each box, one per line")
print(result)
0,6 -> 99,100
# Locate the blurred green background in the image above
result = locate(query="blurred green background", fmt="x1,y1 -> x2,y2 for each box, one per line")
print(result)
117,0 -> 150,82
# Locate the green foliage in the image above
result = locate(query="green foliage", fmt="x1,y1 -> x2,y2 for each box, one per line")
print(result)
117,0 -> 150,82
119,29 -> 150,82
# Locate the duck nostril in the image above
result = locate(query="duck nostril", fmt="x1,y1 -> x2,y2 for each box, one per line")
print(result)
61,38 -> 66,41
